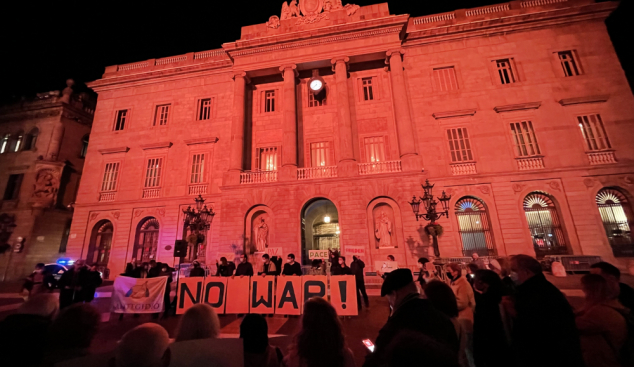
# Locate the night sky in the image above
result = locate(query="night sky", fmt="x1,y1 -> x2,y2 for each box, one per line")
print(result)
1,0 -> 631,102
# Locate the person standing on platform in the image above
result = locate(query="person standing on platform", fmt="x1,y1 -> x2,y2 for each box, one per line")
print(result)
148,260 -> 160,278
309,259 -> 326,275
235,253 -> 254,277
216,257 -> 235,277
259,254 -> 277,276
351,256 -> 369,310
332,256 -> 352,275
282,253 -> 303,276
190,260 -> 206,277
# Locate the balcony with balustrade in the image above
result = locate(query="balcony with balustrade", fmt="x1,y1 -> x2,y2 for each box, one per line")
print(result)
587,151 -> 617,165
358,160 -> 402,175
188,184 -> 208,195
99,192 -> 116,202
142,188 -> 161,199
297,166 -> 338,180
240,170 -> 278,184
450,162 -> 477,176
516,156 -> 545,171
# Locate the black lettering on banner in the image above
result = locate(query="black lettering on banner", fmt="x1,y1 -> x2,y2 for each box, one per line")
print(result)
303,280 -> 326,303
252,280 -> 273,308
278,281 -> 298,309
179,282 -> 202,308
204,282 -> 226,308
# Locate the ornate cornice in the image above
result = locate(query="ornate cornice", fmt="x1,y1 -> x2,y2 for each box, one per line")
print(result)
432,109 -> 477,119
494,102 -> 541,113
559,95 -> 609,106
184,137 -> 219,146
98,146 -> 130,155
140,142 -> 173,150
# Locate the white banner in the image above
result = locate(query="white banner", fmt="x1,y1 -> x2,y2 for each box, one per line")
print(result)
111,276 -> 167,314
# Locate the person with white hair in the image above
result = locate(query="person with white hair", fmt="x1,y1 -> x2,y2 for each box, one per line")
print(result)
113,323 -> 171,367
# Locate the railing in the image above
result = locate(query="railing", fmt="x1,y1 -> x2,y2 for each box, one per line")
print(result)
142,188 -> 161,199
521,0 -> 567,8
413,12 -> 455,25
297,166 -> 338,180
156,55 -> 187,65
188,184 -> 208,195
240,170 -> 278,184
358,160 -> 402,175
99,192 -> 115,202
516,156 -> 545,170
465,3 -> 510,17
194,49 -> 226,59
587,151 -> 617,165
117,62 -> 149,71
450,162 -> 477,175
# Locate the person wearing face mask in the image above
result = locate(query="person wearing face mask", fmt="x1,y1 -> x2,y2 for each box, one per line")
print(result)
331,256 -> 352,275
234,253 -> 254,277
363,269 -> 459,367
446,263 -> 476,325
259,254 -> 277,276
509,254 -> 583,367
282,253 -> 303,276
416,257 -> 438,289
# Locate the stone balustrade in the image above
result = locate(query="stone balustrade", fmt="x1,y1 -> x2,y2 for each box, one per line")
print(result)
240,170 -> 278,184
188,184 -> 208,195
114,49 -> 227,73
297,166 -> 338,180
521,0 -> 567,8
99,192 -> 115,202
466,3 -> 510,17
516,156 -> 545,170
450,162 -> 477,175
156,55 -> 188,66
142,188 -> 161,199
587,151 -> 617,165
413,12 -> 455,25
358,160 -> 402,175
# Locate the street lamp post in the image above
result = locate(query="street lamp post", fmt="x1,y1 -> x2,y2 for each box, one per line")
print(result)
182,195 -> 215,262
408,179 -> 451,257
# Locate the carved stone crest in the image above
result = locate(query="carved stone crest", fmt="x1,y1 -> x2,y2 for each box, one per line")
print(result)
478,186 -> 490,195
89,213 -> 99,222
512,183 -> 525,193
112,211 -> 120,220
583,178 -> 595,188
267,15 -> 280,29
156,208 -> 166,217
32,168 -> 60,207
624,176 -> 634,186
277,0 -> 358,25
134,209 -> 144,218
548,181 -> 561,191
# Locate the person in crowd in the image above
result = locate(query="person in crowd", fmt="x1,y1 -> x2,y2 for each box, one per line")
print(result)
175,303 -> 220,342
22,263 -> 46,298
387,255 -> 395,262
58,259 -> 88,308
0,294 -> 59,367
148,259 -> 160,278
190,260 -> 206,277
216,257 -> 235,277
42,303 -> 101,366
364,269 -> 459,367
260,254 -> 277,276
385,330 -> 460,367
284,297 -> 356,367
308,259 -> 326,275
351,256 -> 370,310
417,257 -> 438,289
446,263 -> 476,324
241,314 -> 284,367
488,258 -> 515,296
82,264 -> 103,303
282,253 -> 303,276
466,263 -> 479,287
235,253 -> 254,277
332,256 -> 352,275
509,254 -> 583,367
590,261 -> 634,311
122,262 -> 136,277
329,249 -> 341,275
471,270 -> 511,367
471,253 -> 486,269
424,280 -> 472,367
379,255 -> 398,279
576,273 -> 628,367
156,263 -> 173,318
112,323 -> 171,367
134,262 -> 150,278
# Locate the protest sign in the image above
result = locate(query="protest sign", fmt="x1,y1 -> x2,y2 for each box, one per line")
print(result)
275,276 -> 302,315
301,275 -> 327,304
225,276 -> 250,314
330,275 -> 358,316
375,260 -> 398,274
344,245 -> 366,257
203,277 -> 228,314
176,277 -> 205,315
264,247 -> 283,257
112,276 -> 167,314
308,249 -> 329,259
251,277 -> 276,314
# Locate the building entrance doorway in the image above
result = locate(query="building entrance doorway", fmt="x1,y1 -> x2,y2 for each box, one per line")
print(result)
301,199 -> 339,265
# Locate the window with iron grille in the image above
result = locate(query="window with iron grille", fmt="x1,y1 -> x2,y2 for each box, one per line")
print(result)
144,158 -> 163,188
577,114 -> 611,151
3,174 -> 23,200
308,90 -> 326,107
558,51 -> 581,77
364,136 -> 385,163
446,128 -> 473,162
190,153 -> 205,183
362,78 -> 374,101
264,91 -> 276,112
310,142 -> 331,167
433,67 -> 459,92
114,110 -> 128,131
495,59 -> 516,85
510,121 -> 541,157
154,104 -> 170,126
197,99 -> 212,120
101,163 -> 120,192
256,147 -> 278,171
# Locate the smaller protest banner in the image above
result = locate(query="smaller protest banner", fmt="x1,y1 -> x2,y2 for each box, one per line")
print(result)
204,277 -> 228,314
308,249 -> 329,259
251,277 -> 276,314
112,276 -> 167,314
177,277 -> 205,315
264,247 -> 283,257
375,260 -> 399,274
301,275 -> 327,305
330,275 -> 358,316
344,245 -> 366,257
225,276 -> 250,314
275,276 -> 302,315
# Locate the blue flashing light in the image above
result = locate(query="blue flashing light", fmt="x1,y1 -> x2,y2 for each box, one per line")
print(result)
57,258 -> 73,265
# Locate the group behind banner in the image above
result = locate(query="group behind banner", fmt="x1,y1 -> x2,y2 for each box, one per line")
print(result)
112,276 -> 167,314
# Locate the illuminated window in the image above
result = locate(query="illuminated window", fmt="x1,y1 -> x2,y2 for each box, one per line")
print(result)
433,67 -> 459,92
13,132 -> 23,152
264,91 -> 276,112
596,188 -> 634,257
144,158 -> 163,188
154,104 -> 170,126
510,121 -> 541,157
257,147 -> 278,171
577,114 -> 610,151
523,192 -> 568,256
495,59 -> 516,85
362,78 -> 374,101
364,136 -> 385,163
80,135 -> 89,158
455,197 -> 495,256
558,51 -> 581,77
310,142 -> 331,167
190,153 -> 205,183
114,110 -> 128,131
197,99 -> 212,120
447,128 -> 473,162
3,174 -> 23,200
101,163 -> 120,192
1,134 -> 10,153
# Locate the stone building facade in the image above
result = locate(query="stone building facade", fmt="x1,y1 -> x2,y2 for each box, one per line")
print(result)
0,81 -> 94,280
68,0 -> 634,277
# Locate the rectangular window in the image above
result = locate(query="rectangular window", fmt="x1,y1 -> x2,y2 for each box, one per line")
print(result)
197,99 -> 212,120
495,59 -> 516,85
446,128 -> 473,162
101,163 -> 120,192
510,121 -> 541,157
144,158 -> 163,188
362,78 -> 374,101
114,110 -> 128,131
308,91 -> 326,107
578,114 -> 611,151
190,153 -> 205,184
3,174 -> 23,200
310,142 -> 331,167
558,51 -> 581,77
256,147 -> 278,171
154,104 -> 170,126
364,136 -> 386,163
0,134 -> 9,154
264,91 -> 276,112
433,67 -> 459,92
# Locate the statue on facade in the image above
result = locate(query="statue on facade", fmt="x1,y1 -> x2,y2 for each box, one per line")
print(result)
281,0 -> 300,20
375,211 -> 393,247
59,79 -> 74,103
32,169 -> 59,201
267,15 -> 281,29
255,217 -> 269,251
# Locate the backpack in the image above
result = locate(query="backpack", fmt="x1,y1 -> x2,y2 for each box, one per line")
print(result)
608,306 -> 634,366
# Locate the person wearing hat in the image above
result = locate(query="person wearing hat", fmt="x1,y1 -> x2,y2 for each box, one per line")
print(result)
363,269 -> 459,367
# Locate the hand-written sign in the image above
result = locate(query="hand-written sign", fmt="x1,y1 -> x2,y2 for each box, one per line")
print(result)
344,245 -> 366,257
308,249 -> 329,259
264,247 -> 283,257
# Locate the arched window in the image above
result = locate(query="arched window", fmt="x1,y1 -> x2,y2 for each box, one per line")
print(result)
87,220 -> 113,270
80,134 -> 89,158
455,197 -> 495,256
133,217 -> 160,263
0,134 -> 10,154
22,128 -> 39,151
596,188 -> 634,257
13,131 -> 24,152
523,192 -> 568,257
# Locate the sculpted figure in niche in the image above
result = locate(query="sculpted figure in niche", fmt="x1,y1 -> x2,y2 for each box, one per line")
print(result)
255,217 -> 269,251
375,211 -> 393,248
33,169 -> 59,201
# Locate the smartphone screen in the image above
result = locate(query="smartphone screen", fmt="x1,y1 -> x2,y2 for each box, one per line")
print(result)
362,339 -> 375,352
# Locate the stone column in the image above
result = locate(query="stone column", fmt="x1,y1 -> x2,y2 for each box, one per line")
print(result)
331,57 -> 356,167
386,49 -> 420,171
229,72 -> 249,172
46,121 -> 65,161
279,64 -> 298,180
